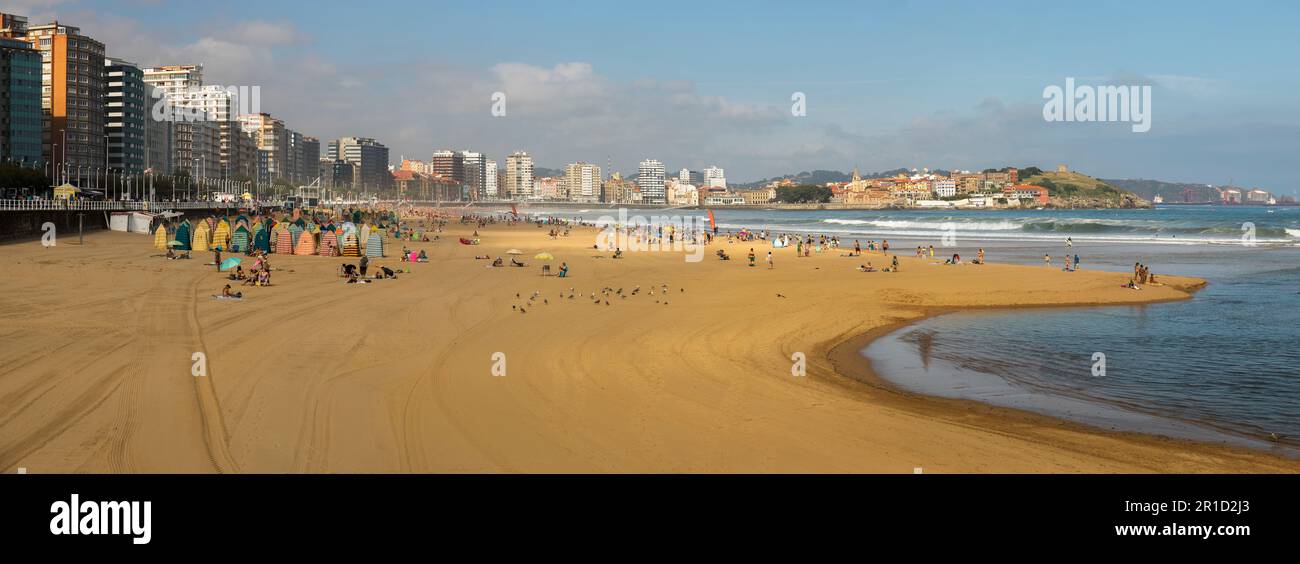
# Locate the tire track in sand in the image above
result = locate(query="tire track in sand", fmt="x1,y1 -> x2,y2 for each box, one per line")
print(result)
185,273 -> 241,473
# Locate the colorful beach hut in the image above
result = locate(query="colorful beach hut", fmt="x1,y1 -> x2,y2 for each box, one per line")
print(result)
274,228 -> 294,254
192,221 -> 211,252
294,230 -> 316,255
253,225 -> 271,253
153,225 -> 168,250
212,219 -> 231,251
364,231 -> 384,257
341,233 -> 361,257
173,220 -> 192,251
230,225 -> 250,253
319,231 -> 339,257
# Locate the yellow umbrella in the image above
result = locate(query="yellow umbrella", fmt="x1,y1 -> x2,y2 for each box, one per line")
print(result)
534,252 -> 555,261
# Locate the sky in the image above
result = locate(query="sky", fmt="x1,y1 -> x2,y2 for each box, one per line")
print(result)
5,0 -> 1299,192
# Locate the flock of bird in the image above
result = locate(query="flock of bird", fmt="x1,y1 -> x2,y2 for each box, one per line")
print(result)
512,284 -> 686,314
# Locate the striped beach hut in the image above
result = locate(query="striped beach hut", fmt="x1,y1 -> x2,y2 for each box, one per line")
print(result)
230,225 -> 250,253
288,224 -> 304,248
340,232 -> 361,257
319,230 -> 339,257
294,229 -> 316,255
153,225 -> 168,250
274,228 -> 294,254
192,220 -> 211,252
212,219 -> 231,251
364,230 -> 384,257
173,220 -> 192,251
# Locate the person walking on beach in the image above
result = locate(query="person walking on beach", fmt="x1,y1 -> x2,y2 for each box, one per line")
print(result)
977,248 -> 985,264
214,247 -> 222,272
1074,254 -> 1080,271
1044,253 -> 1051,267
1066,237 -> 1073,248
748,248 -> 756,267
766,251 -> 774,269
360,255 -> 370,277
928,245 -> 935,259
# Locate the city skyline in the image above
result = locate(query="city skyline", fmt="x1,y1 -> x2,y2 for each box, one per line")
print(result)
5,0 -> 1298,193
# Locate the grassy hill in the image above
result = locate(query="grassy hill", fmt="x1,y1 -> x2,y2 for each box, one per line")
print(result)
1022,171 -> 1150,208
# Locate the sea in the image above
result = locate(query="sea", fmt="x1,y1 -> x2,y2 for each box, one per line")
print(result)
523,205 -> 1300,456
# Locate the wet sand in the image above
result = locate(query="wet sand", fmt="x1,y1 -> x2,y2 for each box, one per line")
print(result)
1,221 -> 1296,473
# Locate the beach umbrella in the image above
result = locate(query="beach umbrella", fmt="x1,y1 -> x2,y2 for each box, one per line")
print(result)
167,240 -> 185,247
219,257 -> 242,271
534,252 -> 555,261
506,249 -> 523,255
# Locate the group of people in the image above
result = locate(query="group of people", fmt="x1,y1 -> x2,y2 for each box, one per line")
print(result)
342,257 -> 399,283
1129,262 -> 1158,288
1045,252 -> 1082,271
235,251 -> 274,287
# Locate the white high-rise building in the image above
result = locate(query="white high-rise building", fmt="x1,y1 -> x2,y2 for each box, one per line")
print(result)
506,151 -> 533,199
484,160 -> 498,197
638,159 -> 666,204
704,166 -> 726,188
142,64 -> 202,102
564,162 -> 602,202
679,168 -> 691,184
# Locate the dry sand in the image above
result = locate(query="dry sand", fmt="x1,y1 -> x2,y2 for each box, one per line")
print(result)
1,221 -> 1296,473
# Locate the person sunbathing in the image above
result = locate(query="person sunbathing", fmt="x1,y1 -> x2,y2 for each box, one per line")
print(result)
510,258 -> 525,267
220,284 -> 242,299
859,263 -> 877,272
417,250 -> 429,262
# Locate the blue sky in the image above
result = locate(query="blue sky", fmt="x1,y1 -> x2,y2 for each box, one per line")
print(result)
9,0 -> 1300,192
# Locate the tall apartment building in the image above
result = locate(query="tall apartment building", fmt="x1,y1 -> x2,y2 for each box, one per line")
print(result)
637,159 -> 666,204
484,159 -> 498,198
24,20 -> 106,179
428,149 -> 486,198
300,136 -> 319,181
143,65 -> 237,180
239,113 -> 287,180
703,166 -> 726,188
329,137 -> 389,190
285,129 -> 302,184
459,151 -> 485,199
0,34 -> 41,165
230,129 -> 257,180
564,162 -> 602,202
430,149 -> 455,178
176,85 -> 246,179
104,58 -> 146,173
505,151 -> 533,199
142,64 -> 201,101
144,106 -> 171,175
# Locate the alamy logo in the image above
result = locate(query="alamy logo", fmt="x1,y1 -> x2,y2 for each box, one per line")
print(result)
1043,78 -> 1151,133
49,494 -> 152,545
151,85 -> 261,122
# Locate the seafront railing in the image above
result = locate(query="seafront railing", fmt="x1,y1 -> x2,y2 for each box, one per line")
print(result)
0,200 -> 283,212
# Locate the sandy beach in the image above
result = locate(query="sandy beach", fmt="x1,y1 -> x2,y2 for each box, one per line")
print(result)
2,218 -> 1296,474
